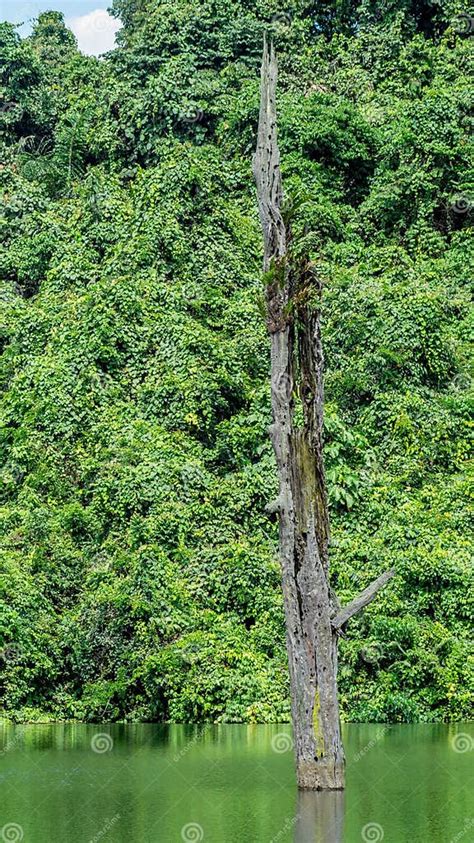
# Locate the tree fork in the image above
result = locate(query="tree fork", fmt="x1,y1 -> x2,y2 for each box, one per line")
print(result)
253,38 -> 394,790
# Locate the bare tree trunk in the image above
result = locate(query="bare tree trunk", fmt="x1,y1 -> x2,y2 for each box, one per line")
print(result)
253,37 -> 343,790
253,39 -> 393,790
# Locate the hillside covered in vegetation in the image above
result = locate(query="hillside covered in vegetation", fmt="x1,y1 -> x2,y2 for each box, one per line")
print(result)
0,0 -> 472,724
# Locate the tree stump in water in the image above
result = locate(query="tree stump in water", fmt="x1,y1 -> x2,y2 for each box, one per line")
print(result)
253,37 -> 394,790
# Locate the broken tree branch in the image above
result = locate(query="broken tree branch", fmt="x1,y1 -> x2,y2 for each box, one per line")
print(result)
331,569 -> 395,631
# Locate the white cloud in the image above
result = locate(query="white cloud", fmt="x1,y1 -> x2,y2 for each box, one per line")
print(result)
67,9 -> 122,57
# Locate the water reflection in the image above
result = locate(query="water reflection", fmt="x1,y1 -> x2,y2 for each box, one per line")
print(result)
294,790 -> 345,843
1,723 -> 472,842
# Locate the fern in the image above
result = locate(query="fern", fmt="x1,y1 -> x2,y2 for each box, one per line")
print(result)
17,110 -> 90,196
53,112 -> 88,192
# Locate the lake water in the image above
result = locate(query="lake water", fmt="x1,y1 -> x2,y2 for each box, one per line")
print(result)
0,722 -> 473,842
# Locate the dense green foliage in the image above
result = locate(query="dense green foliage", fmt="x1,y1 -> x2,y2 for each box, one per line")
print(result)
0,1 -> 472,724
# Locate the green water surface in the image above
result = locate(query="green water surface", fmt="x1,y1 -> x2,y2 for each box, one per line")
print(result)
0,723 -> 472,842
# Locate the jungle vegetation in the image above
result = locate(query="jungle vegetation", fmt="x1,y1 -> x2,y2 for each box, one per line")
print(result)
0,0 -> 472,724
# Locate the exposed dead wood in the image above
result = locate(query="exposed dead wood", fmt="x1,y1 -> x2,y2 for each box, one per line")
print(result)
253,37 -> 394,791
331,569 -> 395,631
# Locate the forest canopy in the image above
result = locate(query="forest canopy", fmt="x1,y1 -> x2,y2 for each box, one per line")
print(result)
0,0 -> 472,724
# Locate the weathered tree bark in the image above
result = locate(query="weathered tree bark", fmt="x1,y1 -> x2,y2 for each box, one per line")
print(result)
253,39 -> 394,790
331,569 -> 395,631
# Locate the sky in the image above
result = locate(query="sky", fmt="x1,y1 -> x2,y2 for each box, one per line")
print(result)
0,0 -> 122,55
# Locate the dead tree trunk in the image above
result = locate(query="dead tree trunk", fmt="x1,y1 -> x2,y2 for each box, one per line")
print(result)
253,38 -> 394,790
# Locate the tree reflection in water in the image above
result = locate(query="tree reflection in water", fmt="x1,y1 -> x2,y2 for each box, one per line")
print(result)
294,789 -> 345,843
